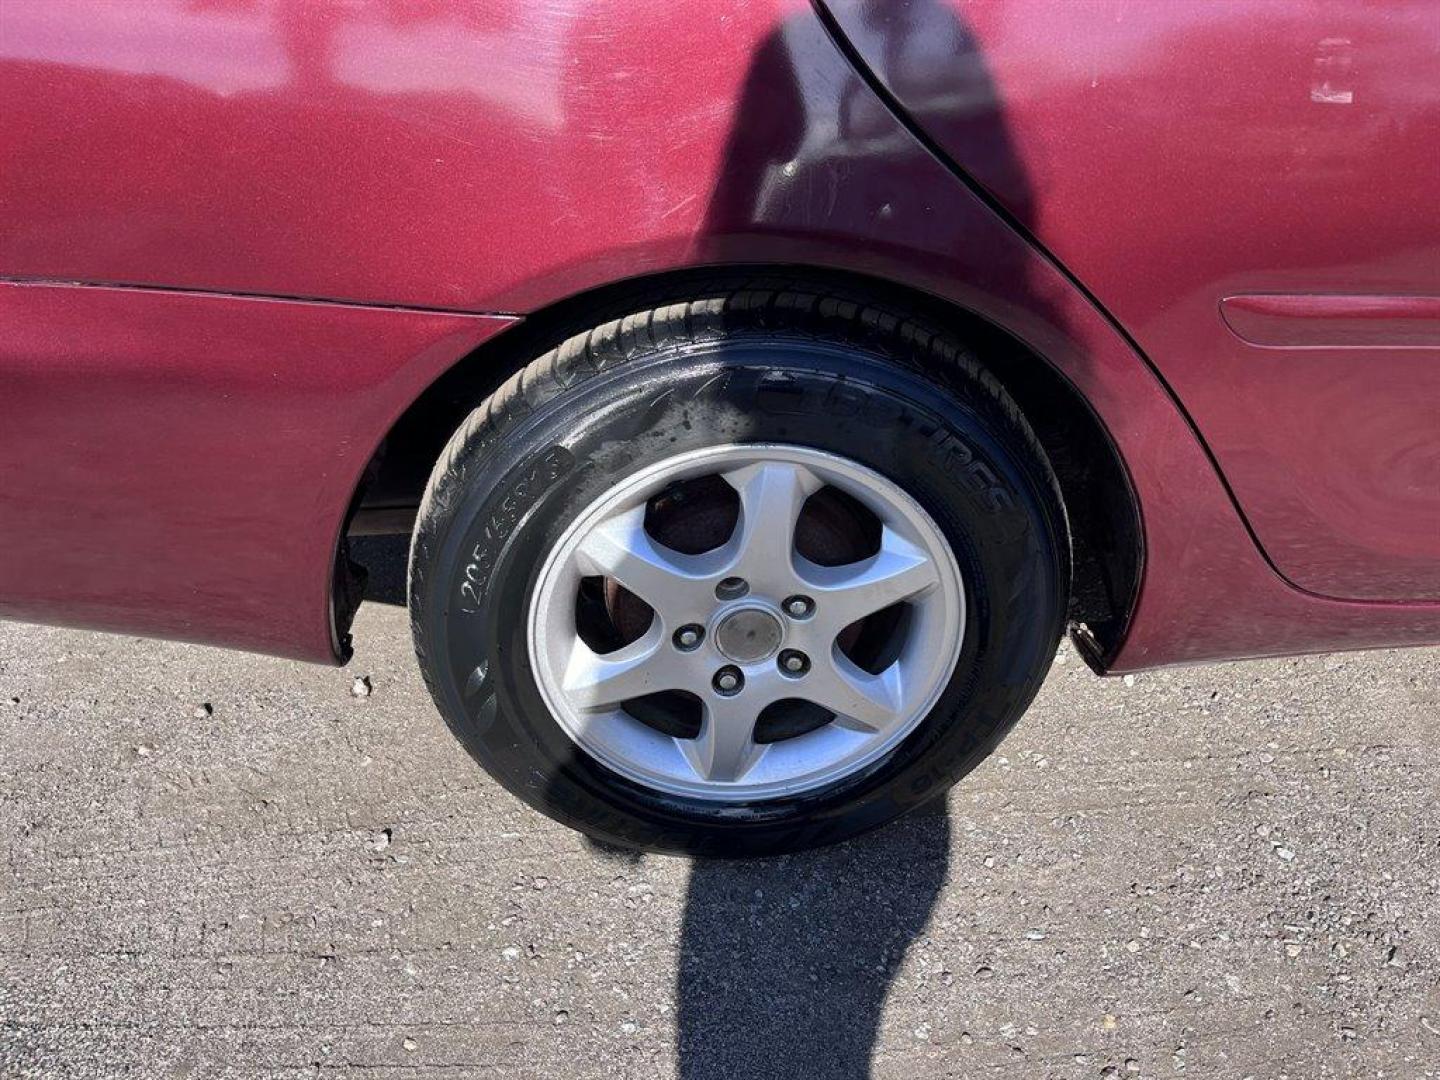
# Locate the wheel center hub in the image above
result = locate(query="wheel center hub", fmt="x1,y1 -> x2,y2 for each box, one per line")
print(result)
714,606 -> 784,664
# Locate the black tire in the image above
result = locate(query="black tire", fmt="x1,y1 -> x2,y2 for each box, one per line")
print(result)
409,285 -> 1068,856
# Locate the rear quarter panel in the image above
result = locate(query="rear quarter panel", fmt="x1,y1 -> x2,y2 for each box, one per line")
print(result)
823,0 -> 1440,600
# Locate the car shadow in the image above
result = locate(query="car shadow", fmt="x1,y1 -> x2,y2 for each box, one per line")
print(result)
350,534 -> 408,607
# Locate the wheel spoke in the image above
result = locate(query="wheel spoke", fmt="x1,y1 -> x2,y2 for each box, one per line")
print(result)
721,461 -> 824,582
801,525 -> 940,630
574,506 -> 707,613
562,629 -> 677,711
806,651 -> 903,734
680,696 -> 766,782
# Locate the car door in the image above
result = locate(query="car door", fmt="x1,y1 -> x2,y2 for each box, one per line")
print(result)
824,0 -> 1440,601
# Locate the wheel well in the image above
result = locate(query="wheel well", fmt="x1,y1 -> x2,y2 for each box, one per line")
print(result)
346,266 -> 1141,661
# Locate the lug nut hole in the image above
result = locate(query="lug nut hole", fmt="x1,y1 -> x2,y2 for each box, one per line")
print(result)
713,666 -> 744,695
778,650 -> 810,678
673,624 -> 705,651
783,595 -> 814,619
715,577 -> 750,601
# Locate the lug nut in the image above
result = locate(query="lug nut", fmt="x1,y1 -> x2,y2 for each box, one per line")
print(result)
779,650 -> 810,677
784,595 -> 814,619
715,577 -> 750,601
713,666 -> 744,695
674,624 -> 704,651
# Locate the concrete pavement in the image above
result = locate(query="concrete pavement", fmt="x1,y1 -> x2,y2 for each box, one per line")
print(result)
3,539 -> 1438,1079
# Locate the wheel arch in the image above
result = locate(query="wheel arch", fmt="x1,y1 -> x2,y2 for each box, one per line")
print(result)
341,265 -> 1142,664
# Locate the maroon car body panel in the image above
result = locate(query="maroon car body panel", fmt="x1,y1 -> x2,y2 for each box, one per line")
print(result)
1,0 -> 1438,670
826,0 -> 1440,600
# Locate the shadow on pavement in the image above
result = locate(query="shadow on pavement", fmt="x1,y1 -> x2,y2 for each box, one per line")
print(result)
672,807 -> 949,1079
350,534 -> 408,607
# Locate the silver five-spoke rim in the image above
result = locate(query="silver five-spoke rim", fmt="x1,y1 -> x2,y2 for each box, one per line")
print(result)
528,444 -> 965,801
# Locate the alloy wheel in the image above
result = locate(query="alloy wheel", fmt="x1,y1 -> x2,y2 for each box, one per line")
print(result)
528,444 -> 965,800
